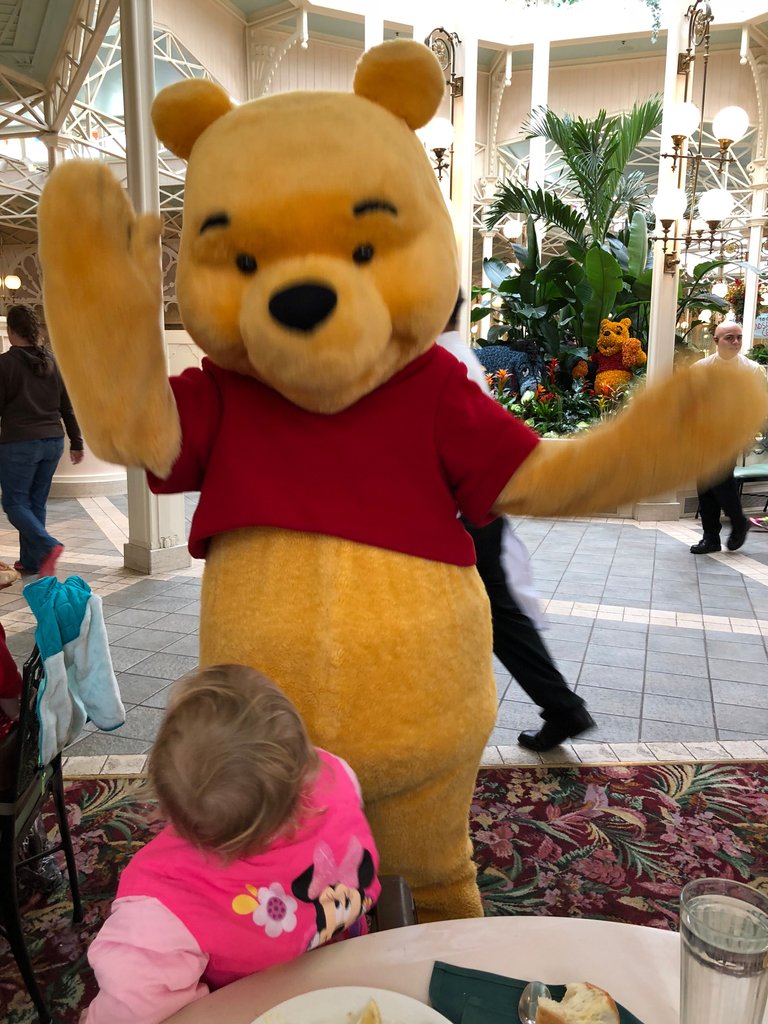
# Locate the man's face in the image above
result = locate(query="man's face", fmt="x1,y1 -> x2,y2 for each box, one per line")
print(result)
715,324 -> 743,360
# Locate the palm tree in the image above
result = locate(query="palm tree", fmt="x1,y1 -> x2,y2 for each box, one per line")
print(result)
487,98 -> 663,253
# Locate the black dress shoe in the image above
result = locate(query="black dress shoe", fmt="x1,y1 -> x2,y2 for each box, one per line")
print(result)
517,708 -> 596,753
727,520 -> 750,551
690,538 -> 721,554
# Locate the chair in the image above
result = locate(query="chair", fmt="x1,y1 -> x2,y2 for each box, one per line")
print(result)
0,646 -> 83,1024
734,431 -> 768,513
370,874 -> 417,931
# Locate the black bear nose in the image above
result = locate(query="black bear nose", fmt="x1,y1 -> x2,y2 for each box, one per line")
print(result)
268,283 -> 337,332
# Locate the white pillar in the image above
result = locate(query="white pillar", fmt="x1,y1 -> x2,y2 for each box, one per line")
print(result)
637,0 -> 689,521
742,158 -> 767,351
647,0 -> 689,387
481,230 -> 495,290
364,14 -> 383,51
119,0 -> 189,574
42,131 -> 68,173
529,20 -> 550,254
451,27 -> 478,343
529,28 -> 549,189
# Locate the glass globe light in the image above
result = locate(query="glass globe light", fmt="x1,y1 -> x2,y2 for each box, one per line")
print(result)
667,101 -> 701,140
698,309 -> 713,323
652,188 -> 687,223
712,106 -> 749,145
502,218 -> 523,240
691,218 -> 708,235
711,281 -> 729,298
3,275 -> 21,290
698,189 -> 734,224
491,295 -> 503,309
417,116 -> 454,152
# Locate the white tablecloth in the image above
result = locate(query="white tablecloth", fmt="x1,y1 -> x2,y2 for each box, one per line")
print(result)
166,916 -> 680,1023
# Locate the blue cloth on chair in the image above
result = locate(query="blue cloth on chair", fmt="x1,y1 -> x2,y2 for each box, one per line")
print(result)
23,575 -> 125,763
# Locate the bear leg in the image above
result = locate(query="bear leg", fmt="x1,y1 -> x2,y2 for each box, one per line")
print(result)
365,757 -> 484,921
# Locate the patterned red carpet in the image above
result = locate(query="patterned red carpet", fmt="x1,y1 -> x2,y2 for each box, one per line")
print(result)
2,762 -> 767,1023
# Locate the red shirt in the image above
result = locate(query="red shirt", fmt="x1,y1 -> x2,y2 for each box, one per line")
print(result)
591,350 -> 627,372
148,346 -> 539,566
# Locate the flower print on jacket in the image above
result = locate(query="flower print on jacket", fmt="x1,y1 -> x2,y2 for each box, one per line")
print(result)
231,881 -> 298,938
292,836 -> 376,950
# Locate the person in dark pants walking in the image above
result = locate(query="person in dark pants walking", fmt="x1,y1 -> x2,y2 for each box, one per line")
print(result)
0,305 -> 84,576
438,294 -> 594,752
690,322 -> 765,555
464,517 -> 594,752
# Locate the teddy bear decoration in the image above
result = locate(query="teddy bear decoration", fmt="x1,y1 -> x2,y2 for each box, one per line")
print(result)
573,317 -> 647,396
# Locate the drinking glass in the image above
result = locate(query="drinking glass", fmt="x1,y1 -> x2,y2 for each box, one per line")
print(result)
680,877 -> 768,1024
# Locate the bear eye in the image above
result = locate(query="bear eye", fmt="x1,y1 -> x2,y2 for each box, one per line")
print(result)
235,253 -> 257,275
353,244 -> 374,265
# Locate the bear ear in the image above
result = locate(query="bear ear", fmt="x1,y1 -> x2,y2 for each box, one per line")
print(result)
353,39 -> 446,130
620,318 -> 632,328
152,80 -> 233,160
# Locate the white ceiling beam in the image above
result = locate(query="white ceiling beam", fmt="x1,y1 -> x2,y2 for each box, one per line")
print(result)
48,0 -> 121,132
0,62 -> 46,91
248,0 -> 303,27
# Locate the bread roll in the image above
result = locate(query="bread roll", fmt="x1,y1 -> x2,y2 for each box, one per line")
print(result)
536,982 -> 619,1024
0,562 -> 20,587
354,999 -> 382,1024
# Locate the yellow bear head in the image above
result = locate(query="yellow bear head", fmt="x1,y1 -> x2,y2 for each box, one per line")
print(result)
596,317 -> 632,357
151,40 -> 458,414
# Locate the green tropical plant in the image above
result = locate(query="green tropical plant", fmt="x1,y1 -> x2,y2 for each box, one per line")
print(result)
486,98 -> 663,250
484,99 -> 663,351
486,359 -> 632,438
471,216 -> 571,357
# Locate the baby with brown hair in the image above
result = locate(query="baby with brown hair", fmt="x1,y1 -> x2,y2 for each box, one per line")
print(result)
82,664 -> 381,1024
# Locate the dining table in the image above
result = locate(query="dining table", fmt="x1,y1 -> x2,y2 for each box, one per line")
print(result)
165,915 -> 681,1023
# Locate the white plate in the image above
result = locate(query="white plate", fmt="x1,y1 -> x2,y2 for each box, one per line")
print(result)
251,986 -> 452,1024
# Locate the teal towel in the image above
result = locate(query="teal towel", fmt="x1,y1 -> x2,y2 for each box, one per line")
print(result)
429,961 -> 644,1024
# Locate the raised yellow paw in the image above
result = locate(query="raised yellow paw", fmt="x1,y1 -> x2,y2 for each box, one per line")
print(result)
39,160 -> 162,313
622,338 -> 646,369
37,160 -> 179,476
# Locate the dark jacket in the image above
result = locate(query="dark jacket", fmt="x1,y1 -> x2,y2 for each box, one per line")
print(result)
0,346 -> 83,449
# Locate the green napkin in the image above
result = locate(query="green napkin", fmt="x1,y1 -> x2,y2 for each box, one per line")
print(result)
429,960 -> 645,1024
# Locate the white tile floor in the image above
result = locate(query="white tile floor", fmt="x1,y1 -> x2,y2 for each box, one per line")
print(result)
3,494 -> 768,771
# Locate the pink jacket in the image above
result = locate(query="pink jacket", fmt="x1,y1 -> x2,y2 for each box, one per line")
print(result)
83,751 -> 380,1024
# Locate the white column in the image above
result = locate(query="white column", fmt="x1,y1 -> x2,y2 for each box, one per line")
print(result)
42,131 -> 68,173
364,14 -> 383,51
481,230 -> 495,290
742,158 -> 767,351
119,0 -> 189,574
636,0 -> 689,522
647,0 -> 689,388
451,27 -> 478,343
529,21 -> 550,252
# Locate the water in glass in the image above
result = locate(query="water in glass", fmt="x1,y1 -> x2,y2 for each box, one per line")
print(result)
680,891 -> 768,1024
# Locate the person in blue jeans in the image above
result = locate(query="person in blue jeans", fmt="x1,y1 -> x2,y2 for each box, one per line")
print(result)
0,305 -> 83,576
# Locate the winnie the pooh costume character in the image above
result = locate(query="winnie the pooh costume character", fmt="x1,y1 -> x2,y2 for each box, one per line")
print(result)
38,40 -> 767,922
574,317 -> 647,396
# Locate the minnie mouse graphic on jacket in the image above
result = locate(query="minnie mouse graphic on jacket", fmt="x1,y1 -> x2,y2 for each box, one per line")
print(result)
82,750 -> 380,1024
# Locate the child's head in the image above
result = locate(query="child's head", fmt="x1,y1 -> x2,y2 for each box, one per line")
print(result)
148,664 -> 319,862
